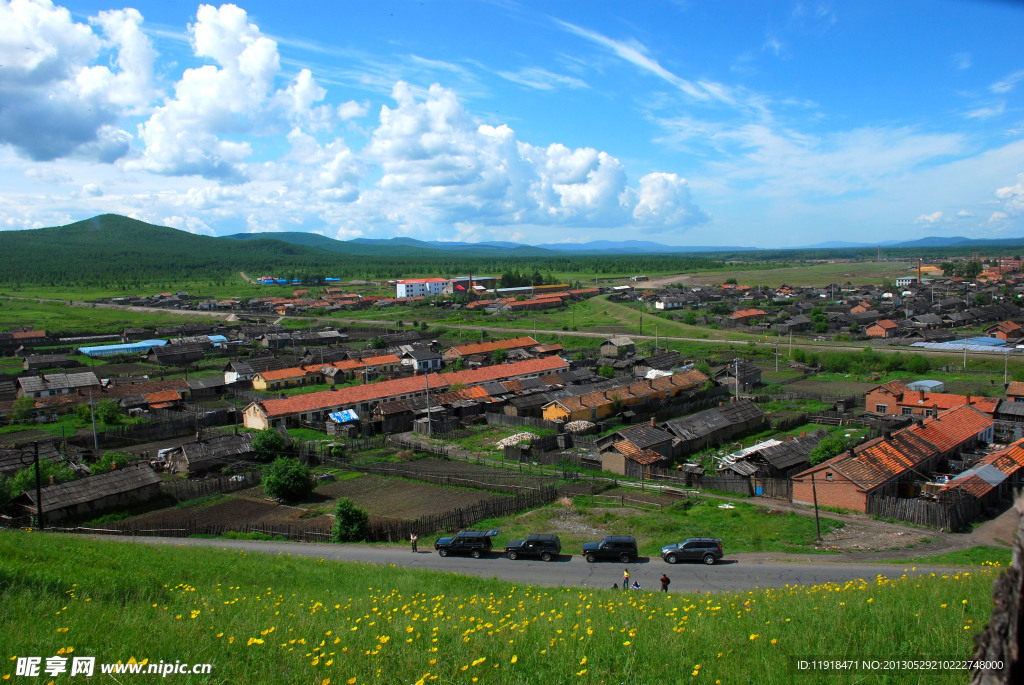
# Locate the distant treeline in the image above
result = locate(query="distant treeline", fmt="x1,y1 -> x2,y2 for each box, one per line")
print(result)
2,214 -> 1023,290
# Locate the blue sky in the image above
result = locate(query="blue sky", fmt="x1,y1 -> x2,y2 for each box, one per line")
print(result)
2,0 -> 1023,247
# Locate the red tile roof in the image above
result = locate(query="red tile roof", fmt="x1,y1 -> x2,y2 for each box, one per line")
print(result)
439,355 -> 567,385
259,374 -> 448,418
872,319 -> 899,330
903,405 -> 993,453
257,367 -> 317,382
1007,381 -> 1024,397
444,337 -> 539,358
144,390 -> 182,403
730,309 -> 767,319
979,438 -> 1024,475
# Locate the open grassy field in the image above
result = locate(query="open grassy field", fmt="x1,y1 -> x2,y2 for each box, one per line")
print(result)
681,261 -> 914,287
0,531 -> 1001,684
474,496 -> 844,556
0,298 -> 217,333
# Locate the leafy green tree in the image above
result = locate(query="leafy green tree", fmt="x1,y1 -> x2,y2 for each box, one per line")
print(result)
809,436 -> 853,466
252,428 -> 288,462
13,460 -> 75,495
263,458 -> 312,502
724,277 -> 738,285
0,473 -> 16,509
90,451 -> 131,475
904,354 -> 930,375
491,348 -> 508,364
332,497 -> 370,542
370,336 -> 386,349
11,396 -> 34,422
683,311 -> 698,326
95,399 -> 121,425
598,365 -> 615,379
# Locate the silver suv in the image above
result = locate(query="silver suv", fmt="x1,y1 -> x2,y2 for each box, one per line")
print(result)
660,538 -> 723,565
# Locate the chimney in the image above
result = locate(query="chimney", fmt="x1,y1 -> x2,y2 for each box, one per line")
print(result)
786,435 -> 793,442
966,394 -> 971,405
649,417 -> 655,428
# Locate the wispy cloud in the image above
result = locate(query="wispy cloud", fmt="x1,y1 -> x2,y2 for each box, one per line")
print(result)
554,19 -> 735,105
991,69 -> 1024,94
965,102 -> 1006,120
951,51 -> 972,71
496,66 -> 588,91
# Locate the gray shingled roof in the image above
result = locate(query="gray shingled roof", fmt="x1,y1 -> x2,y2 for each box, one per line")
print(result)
20,463 -> 161,514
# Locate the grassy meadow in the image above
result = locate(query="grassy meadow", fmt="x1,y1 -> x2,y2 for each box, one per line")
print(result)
0,531 -> 1002,684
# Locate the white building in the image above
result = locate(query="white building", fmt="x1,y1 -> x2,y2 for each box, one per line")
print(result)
396,278 -> 448,298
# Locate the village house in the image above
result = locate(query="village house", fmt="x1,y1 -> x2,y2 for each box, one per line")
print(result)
167,433 -> 256,476
985,320 -> 1023,341
17,372 -> 101,399
599,336 -> 635,357
243,356 -> 569,429
661,400 -> 766,456
16,463 -> 162,523
252,367 -> 324,392
541,370 -> 708,423
442,337 -> 540,362
401,348 -> 444,373
865,381 -> 998,418
865,319 -> 900,338
791,405 -> 993,512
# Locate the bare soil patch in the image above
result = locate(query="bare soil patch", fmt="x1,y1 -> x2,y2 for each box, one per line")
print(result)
124,497 -> 331,532
313,474 -> 506,519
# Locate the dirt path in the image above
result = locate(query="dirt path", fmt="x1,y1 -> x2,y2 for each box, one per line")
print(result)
239,271 -> 257,284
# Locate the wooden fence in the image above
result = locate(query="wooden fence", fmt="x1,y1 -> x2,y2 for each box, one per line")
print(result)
363,485 -> 560,542
484,413 -> 561,431
866,493 -> 981,532
589,493 -> 665,511
160,469 -> 263,502
321,456 -> 556,494
386,434 -> 450,458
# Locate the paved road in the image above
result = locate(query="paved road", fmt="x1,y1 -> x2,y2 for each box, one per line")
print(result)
99,535 -> 962,593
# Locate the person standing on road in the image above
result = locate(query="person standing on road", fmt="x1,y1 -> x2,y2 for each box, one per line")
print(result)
660,574 -> 670,592
622,568 -> 629,590
410,532 -> 418,553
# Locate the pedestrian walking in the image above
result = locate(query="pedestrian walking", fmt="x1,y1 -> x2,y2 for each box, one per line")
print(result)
410,532 -> 418,553
622,568 -> 630,590
660,574 -> 670,592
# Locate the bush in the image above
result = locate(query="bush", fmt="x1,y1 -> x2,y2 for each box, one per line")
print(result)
598,365 -> 615,379
252,428 -> 288,462
809,435 -> 853,466
90,451 -> 131,475
95,399 -> 121,425
263,458 -> 312,502
12,460 -> 75,495
332,497 -> 369,542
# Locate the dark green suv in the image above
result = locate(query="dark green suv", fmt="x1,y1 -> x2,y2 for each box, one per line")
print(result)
581,535 -> 638,563
434,530 -> 497,558
504,534 -> 562,561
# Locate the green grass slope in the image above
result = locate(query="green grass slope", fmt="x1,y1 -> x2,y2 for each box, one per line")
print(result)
0,214 -> 341,288
0,531 -> 1001,684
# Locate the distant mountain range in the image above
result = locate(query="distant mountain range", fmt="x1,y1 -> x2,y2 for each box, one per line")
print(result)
225,231 -> 1024,255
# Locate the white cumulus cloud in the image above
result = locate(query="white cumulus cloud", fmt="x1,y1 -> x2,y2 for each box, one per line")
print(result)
0,0 -> 144,161
915,211 -> 943,225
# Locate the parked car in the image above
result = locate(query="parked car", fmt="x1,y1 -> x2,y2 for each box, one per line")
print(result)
581,535 -> 638,563
434,529 -> 498,558
504,534 -> 562,561
660,538 -> 723,565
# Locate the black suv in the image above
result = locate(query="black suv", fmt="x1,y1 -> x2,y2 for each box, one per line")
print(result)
581,536 -> 638,563
504,534 -> 562,561
434,530 -> 497,558
660,538 -> 723,565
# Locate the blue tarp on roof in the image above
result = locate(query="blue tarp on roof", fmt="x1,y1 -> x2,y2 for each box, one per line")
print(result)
911,337 -> 1012,352
329,410 -> 359,423
79,339 -> 167,357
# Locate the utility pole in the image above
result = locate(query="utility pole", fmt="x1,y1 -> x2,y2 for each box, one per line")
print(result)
21,443 -> 44,531
734,358 -> 740,402
425,372 -> 432,437
89,389 -> 98,452
1005,348 -> 1010,385
811,472 -> 821,541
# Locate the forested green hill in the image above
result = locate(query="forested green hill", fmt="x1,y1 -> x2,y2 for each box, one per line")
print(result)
0,215 -> 731,288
